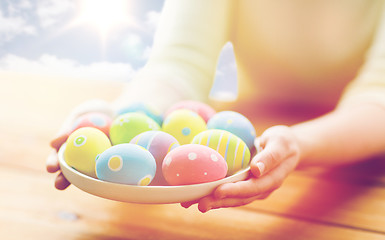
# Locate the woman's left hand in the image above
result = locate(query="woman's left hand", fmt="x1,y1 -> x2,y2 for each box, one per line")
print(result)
181,125 -> 302,213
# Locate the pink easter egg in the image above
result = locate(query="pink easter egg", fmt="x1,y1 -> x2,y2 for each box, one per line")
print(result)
130,131 -> 180,185
165,100 -> 216,122
162,144 -> 227,185
70,112 -> 112,136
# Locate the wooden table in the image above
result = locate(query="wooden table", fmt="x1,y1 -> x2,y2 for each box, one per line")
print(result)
1,71 -> 384,240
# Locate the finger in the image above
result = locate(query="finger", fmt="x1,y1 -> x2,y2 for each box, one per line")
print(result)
213,175 -> 277,199
214,159 -> 293,200
50,133 -> 69,152
254,137 -> 263,153
180,199 -> 199,209
55,172 -> 71,190
46,150 -> 60,173
217,154 -> 298,200
250,142 -> 286,177
197,194 -> 269,213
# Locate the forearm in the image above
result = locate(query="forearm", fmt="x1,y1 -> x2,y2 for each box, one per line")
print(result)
114,0 -> 234,112
292,102 -> 385,167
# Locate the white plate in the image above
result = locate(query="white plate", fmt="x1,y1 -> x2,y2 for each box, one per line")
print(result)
58,144 -> 250,204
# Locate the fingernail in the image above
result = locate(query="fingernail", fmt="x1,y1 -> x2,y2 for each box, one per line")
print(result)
46,154 -> 54,165
256,162 -> 265,176
181,203 -> 191,208
201,206 -> 211,213
46,152 -> 58,173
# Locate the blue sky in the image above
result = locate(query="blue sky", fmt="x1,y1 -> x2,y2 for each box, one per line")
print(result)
0,0 -> 237,100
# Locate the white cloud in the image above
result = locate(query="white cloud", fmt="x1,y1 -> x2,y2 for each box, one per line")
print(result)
145,10 -> 161,32
0,8 -> 36,44
142,46 -> 152,60
0,54 -> 136,82
17,0 -> 33,9
36,0 -> 74,28
7,0 -> 33,15
121,33 -> 152,61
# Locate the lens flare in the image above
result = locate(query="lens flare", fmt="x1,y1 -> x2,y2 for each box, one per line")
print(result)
73,0 -> 133,39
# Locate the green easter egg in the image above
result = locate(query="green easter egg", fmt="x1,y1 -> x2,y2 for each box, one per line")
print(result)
109,112 -> 161,145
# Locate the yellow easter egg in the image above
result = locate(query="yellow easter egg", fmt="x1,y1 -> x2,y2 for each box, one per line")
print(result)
192,129 -> 251,176
64,127 -> 111,178
162,109 -> 207,145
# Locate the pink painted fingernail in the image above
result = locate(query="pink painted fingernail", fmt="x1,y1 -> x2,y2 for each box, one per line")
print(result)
256,162 -> 265,176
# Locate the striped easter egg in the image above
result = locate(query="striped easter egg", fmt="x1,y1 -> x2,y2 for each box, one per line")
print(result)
191,129 -> 251,176
207,111 -> 256,151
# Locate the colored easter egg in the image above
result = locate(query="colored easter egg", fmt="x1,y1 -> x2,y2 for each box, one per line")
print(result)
116,102 -> 163,126
130,131 -> 180,185
192,129 -> 251,176
162,144 -> 227,185
164,100 -> 216,122
64,127 -> 111,178
207,111 -> 256,150
109,112 -> 161,145
162,109 -> 207,145
95,143 -> 156,185
70,112 -> 112,136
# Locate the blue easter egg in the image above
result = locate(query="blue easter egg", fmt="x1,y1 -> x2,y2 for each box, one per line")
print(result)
130,131 -> 180,185
207,111 -> 256,150
95,144 -> 156,186
116,102 -> 163,126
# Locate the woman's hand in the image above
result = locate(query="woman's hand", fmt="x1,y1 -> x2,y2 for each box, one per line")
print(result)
181,125 -> 302,213
46,134 -> 72,190
45,99 -> 114,190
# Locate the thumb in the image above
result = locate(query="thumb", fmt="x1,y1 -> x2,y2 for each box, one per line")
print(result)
250,138 -> 283,178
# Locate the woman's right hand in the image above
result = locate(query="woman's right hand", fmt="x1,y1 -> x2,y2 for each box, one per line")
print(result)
46,134 -> 72,190
45,98 -> 115,190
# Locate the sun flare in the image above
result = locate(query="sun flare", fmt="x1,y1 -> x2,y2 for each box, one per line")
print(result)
74,0 -> 132,38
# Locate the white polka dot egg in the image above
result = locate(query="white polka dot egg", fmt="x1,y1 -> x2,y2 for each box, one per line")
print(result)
162,144 -> 228,185
95,143 -> 156,186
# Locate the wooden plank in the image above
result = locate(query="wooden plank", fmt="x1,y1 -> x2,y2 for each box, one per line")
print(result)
244,170 -> 385,234
1,165 -> 384,240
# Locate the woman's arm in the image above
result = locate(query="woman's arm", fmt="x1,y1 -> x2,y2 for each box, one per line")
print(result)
294,104 -> 385,167
115,0 -> 235,112
297,0 -> 385,166
186,4 -> 385,212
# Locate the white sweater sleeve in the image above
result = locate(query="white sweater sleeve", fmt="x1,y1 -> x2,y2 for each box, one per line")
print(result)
115,0 -> 234,112
339,3 -> 385,108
